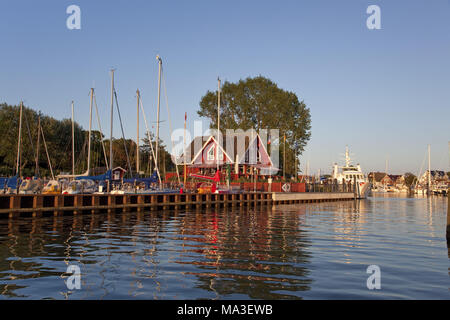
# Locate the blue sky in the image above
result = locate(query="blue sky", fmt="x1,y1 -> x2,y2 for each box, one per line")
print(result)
0,0 -> 449,174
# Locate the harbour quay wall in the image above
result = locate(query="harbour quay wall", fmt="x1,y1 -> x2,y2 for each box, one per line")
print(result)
0,192 -> 354,219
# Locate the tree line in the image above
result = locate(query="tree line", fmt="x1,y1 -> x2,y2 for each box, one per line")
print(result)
0,103 -> 175,178
1,76 -> 312,179
198,76 -> 312,177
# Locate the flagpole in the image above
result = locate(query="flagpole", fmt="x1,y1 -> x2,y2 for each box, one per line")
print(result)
136,89 -> 140,176
283,133 -> 286,181
184,112 -> 187,186
217,77 -> 221,173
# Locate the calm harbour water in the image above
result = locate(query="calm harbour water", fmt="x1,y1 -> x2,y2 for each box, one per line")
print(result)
0,194 -> 448,300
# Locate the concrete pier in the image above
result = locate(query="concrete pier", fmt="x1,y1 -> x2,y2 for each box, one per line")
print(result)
272,192 -> 354,202
0,192 -> 355,219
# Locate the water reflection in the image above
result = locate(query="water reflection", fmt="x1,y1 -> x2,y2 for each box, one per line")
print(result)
174,208 -> 313,299
0,195 -> 448,299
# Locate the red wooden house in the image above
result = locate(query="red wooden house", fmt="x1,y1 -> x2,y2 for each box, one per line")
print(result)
179,132 -> 277,178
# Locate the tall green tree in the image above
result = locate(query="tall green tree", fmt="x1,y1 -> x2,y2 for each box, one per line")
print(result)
197,76 -> 311,177
0,103 -> 86,177
139,134 -> 175,177
404,172 -> 417,186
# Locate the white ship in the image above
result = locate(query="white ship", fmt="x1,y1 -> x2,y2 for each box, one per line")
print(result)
331,146 -> 371,199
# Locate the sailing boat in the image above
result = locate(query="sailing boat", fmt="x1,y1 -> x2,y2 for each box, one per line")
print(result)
58,90 -> 110,181
119,89 -> 158,192
413,145 -> 432,195
1,101 -> 24,194
121,56 -> 180,194
20,115 -> 44,194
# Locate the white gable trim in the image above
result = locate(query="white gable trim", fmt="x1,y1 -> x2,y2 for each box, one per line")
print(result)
256,134 -> 274,167
210,136 -> 234,164
190,136 -> 214,165
239,134 -> 273,167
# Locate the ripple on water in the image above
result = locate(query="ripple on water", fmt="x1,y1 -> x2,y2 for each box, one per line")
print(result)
0,195 -> 449,299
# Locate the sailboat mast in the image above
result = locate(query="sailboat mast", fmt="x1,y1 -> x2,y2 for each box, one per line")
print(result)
16,101 -> 23,176
136,89 -> 140,176
109,69 -> 115,170
428,144 -> 431,190
448,141 -> 450,172
92,89 -> 109,170
306,160 -> 309,182
217,77 -> 221,172
156,56 -> 162,177
35,115 -> 41,177
40,125 -> 55,180
71,101 -> 75,176
87,89 -> 93,175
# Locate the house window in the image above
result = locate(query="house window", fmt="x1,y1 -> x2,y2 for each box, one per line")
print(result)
207,146 -> 215,161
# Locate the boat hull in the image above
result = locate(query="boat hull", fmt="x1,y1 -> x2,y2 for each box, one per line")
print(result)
357,182 -> 371,199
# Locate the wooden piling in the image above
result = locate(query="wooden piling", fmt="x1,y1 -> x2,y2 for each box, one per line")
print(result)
123,195 -> 130,212
174,194 -> 181,210
107,195 -> 115,214
151,195 -> 157,211
205,194 -> 212,208
73,195 -> 82,215
92,195 -> 100,214
0,191 -> 356,219
137,195 -> 144,213
9,196 -> 20,219
54,196 -> 63,217
33,196 -> 43,217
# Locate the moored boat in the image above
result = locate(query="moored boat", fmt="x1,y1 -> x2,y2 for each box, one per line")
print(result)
331,146 -> 371,199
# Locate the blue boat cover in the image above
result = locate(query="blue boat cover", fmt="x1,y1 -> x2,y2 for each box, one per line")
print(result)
0,177 -> 8,189
6,175 -> 19,189
75,170 -> 112,181
123,171 -> 159,187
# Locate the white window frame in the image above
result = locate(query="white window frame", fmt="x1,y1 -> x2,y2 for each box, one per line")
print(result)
207,146 -> 215,161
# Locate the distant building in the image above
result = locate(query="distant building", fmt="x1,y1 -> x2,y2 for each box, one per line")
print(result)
367,172 -> 387,187
112,167 -> 127,181
418,170 -> 448,185
368,172 -> 407,189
